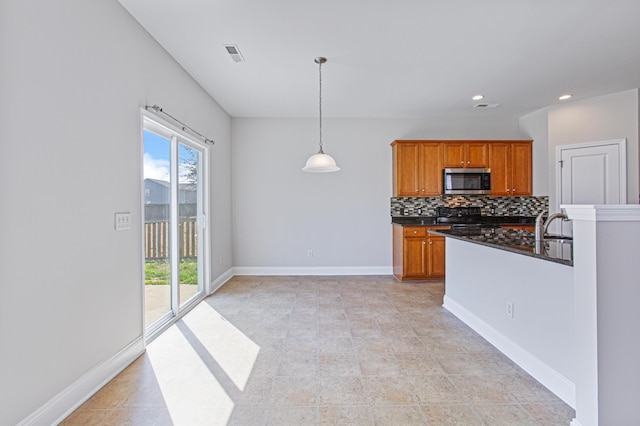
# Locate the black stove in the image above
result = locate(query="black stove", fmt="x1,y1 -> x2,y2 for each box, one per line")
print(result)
435,207 -> 483,225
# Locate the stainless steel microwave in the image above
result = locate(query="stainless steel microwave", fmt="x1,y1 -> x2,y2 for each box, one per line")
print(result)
443,168 -> 491,195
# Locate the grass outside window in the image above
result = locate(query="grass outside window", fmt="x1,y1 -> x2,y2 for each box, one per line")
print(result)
145,258 -> 197,285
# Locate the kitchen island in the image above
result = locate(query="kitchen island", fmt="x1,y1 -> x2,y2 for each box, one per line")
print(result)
431,227 -> 575,407
391,209 -> 540,281
432,227 -> 573,265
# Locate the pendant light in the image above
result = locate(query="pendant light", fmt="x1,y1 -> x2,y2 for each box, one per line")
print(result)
302,57 -> 340,172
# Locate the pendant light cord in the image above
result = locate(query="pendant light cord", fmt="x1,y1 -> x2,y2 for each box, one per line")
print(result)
302,56 -> 339,172
318,59 -> 324,154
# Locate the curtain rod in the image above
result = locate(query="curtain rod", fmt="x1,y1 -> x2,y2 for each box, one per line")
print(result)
145,105 -> 215,145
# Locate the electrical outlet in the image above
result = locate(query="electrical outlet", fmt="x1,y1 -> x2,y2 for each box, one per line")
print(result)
506,301 -> 514,318
307,250 -> 313,258
114,212 -> 131,230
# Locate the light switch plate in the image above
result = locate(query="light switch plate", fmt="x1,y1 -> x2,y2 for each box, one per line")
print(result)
506,301 -> 514,318
114,212 -> 131,230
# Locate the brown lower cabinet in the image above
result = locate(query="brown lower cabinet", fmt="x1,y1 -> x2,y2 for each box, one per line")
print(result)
392,225 -> 450,281
501,224 -> 535,231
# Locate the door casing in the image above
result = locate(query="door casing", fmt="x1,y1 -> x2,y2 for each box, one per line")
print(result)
555,138 -> 627,234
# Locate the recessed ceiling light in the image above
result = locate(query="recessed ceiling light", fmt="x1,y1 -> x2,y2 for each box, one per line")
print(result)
472,95 -> 484,101
559,94 -> 572,101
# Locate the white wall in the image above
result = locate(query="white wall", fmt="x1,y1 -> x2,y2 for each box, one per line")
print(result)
518,89 -> 639,210
231,116 -> 522,271
548,89 -> 640,209
0,1 -> 231,424
519,107 -> 549,195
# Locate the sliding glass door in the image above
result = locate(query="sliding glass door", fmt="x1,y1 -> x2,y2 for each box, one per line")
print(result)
177,142 -> 204,310
143,116 -> 206,336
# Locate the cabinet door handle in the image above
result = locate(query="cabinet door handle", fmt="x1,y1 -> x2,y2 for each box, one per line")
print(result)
460,161 -> 464,165
429,241 -> 433,245
513,188 -> 516,192
413,231 -> 418,234
415,189 -> 419,193
506,188 -> 510,192
422,241 -> 426,245
467,161 -> 470,165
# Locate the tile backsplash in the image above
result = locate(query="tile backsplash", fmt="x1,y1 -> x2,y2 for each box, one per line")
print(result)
391,195 -> 549,217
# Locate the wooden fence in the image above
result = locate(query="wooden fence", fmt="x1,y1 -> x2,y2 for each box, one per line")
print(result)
144,219 -> 198,260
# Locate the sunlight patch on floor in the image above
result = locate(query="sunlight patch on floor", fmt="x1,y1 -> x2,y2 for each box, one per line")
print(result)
181,302 -> 261,391
147,326 -> 235,425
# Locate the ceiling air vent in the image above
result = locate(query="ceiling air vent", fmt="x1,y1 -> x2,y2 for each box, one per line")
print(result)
224,44 -> 245,63
473,103 -> 500,108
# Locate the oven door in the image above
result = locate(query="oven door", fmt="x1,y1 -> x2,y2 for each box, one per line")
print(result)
443,168 -> 491,195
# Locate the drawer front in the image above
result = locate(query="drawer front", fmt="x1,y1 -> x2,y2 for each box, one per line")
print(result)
404,227 -> 427,237
426,225 -> 451,232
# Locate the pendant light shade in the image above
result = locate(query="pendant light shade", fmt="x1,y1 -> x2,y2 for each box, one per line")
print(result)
302,57 -> 340,173
302,151 -> 340,172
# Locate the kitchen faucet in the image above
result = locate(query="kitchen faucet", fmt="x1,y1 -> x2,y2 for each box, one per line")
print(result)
535,210 -> 569,241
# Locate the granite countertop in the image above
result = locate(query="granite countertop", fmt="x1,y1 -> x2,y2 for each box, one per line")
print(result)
391,216 -> 537,226
429,227 -> 573,266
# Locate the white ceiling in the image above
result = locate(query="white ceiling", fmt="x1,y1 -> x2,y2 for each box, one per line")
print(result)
118,0 -> 640,119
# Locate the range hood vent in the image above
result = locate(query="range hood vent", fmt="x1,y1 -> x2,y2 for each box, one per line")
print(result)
473,103 -> 500,108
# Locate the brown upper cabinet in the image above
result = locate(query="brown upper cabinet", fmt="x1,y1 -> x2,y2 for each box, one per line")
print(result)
442,142 -> 489,168
392,140 -> 532,197
391,141 -> 443,196
488,141 -> 533,196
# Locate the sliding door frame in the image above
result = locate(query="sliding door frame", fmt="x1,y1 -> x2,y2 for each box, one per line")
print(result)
139,107 -> 211,342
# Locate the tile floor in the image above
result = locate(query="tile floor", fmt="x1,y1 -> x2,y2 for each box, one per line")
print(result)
62,275 -> 575,425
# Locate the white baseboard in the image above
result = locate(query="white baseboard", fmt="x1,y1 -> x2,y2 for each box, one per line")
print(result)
232,266 -> 393,276
208,267 -> 235,294
18,336 -> 145,426
443,295 -> 576,408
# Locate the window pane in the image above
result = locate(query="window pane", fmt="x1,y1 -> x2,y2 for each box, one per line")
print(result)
178,142 -> 200,307
143,130 -> 172,326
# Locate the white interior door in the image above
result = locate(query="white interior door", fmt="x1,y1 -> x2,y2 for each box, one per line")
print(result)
557,139 -> 627,234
